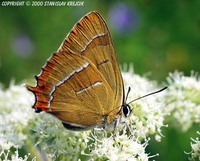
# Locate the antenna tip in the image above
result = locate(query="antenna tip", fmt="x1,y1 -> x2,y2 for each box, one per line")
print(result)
162,86 -> 168,91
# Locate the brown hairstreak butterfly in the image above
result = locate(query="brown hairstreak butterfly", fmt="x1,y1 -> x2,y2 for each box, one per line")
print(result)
26,11 -> 167,131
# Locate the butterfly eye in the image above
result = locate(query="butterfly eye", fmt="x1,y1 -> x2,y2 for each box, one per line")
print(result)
122,104 -> 131,118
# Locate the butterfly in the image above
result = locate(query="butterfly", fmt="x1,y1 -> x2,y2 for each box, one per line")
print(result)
26,11 -> 133,131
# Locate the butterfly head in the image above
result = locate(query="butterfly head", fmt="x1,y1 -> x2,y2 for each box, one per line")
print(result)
120,86 -> 168,119
121,104 -> 132,118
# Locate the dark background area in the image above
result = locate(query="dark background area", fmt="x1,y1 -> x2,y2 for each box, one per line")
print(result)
0,0 -> 200,160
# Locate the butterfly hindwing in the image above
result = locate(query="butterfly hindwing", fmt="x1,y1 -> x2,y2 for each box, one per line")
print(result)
26,51 -> 116,128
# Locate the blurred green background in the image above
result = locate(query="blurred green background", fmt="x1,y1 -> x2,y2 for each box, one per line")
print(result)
0,0 -> 200,160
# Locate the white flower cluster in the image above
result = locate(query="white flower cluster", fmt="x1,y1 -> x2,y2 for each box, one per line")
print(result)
0,148 -> 33,161
29,110 -> 152,161
161,71 -> 200,132
189,131 -> 200,160
0,82 -> 35,160
122,69 -> 167,142
85,69 -> 167,160
0,83 -> 89,160
0,68 -> 166,161
1,67 -> 200,161
27,68 -> 160,160
88,129 -> 151,161
29,113 -> 89,160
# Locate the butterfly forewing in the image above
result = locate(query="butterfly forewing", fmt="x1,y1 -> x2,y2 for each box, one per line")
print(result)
58,11 -> 124,109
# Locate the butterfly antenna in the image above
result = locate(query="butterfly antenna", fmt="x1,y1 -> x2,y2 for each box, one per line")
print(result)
127,86 -> 168,105
125,87 -> 131,103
